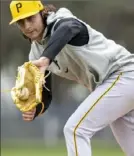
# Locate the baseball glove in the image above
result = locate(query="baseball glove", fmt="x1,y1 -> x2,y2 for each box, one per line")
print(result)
11,61 -> 50,112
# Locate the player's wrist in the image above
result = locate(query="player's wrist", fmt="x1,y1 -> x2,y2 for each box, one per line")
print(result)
39,57 -> 50,66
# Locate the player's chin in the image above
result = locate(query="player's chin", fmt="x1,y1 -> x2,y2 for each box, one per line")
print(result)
28,33 -> 40,41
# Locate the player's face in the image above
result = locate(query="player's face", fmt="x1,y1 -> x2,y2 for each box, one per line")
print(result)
17,13 -> 45,41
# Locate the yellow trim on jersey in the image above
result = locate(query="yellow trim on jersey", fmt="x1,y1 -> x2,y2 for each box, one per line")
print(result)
38,102 -> 45,116
73,72 -> 122,156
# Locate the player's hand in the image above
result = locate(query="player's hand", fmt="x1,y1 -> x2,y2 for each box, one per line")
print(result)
22,108 -> 36,121
32,57 -> 50,73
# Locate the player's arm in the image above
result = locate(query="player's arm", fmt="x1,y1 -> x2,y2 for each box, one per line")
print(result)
41,18 -> 89,61
34,70 -> 52,118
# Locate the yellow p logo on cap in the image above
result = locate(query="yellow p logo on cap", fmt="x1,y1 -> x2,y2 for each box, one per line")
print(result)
9,1 -> 44,25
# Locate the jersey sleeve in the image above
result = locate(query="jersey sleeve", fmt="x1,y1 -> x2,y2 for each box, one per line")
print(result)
41,18 -> 89,61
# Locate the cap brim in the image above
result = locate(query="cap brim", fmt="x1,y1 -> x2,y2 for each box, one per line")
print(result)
9,11 -> 40,25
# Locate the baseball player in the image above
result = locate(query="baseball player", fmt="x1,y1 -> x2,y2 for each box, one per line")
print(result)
9,1 -> 134,156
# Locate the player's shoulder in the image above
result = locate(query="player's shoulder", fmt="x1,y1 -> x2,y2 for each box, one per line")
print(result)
56,7 -> 73,15
47,7 -> 74,25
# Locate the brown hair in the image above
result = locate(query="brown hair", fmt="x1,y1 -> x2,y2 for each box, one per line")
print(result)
41,4 -> 57,21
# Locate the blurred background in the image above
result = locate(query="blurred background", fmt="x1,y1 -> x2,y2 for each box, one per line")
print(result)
1,0 -> 134,156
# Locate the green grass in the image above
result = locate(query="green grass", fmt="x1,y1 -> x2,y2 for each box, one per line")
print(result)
1,147 -> 124,156
1,141 -> 124,156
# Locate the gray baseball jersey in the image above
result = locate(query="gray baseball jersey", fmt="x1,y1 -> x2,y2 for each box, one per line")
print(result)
29,8 -> 134,92
29,8 -> 134,156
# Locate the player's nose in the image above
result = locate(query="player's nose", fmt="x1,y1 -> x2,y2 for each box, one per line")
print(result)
23,19 -> 32,32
